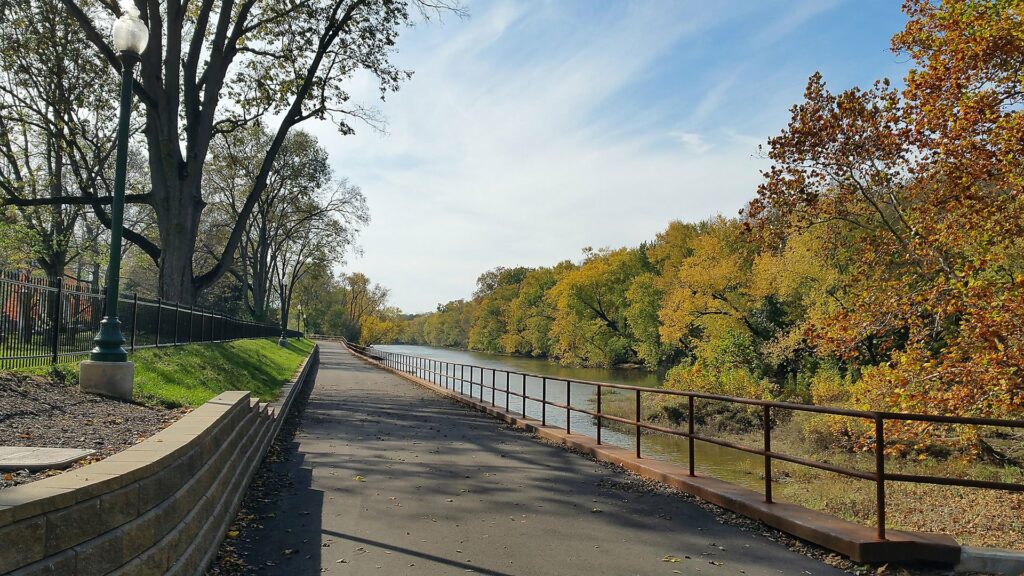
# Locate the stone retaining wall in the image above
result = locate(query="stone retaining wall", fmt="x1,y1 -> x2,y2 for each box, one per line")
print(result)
0,345 -> 319,576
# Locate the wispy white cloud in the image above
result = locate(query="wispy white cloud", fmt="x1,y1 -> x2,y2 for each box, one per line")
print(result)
750,0 -> 842,48
304,0 -> 903,312
669,131 -> 712,154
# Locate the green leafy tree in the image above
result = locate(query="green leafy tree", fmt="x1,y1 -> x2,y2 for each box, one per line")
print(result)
59,0 -> 459,302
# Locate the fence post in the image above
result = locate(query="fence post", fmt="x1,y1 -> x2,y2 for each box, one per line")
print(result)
596,385 -> 602,445
188,305 -> 194,343
541,377 -> 547,425
688,396 -> 695,476
635,389 -> 641,459
522,373 -> 527,416
566,381 -> 571,434
764,405 -> 773,503
155,297 -> 162,347
130,293 -> 138,352
173,302 -> 179,345
50,277 -> 62,365
875,415 -> 886,540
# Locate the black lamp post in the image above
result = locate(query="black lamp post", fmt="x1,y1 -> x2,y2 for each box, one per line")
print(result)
90,4 -> 148,363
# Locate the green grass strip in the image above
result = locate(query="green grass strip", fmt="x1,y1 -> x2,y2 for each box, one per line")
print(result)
131,338 -> 314,408
10,337 -> 314,409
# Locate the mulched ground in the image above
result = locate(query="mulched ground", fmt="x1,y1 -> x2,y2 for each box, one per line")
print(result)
0,371 -> 183,489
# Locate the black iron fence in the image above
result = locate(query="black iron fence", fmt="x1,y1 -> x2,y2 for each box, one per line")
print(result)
343,341 -> 1024,542
0,270 -> 298,369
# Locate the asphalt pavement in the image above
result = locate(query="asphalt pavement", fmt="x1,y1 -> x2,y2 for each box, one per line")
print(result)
232,340 -> 844,576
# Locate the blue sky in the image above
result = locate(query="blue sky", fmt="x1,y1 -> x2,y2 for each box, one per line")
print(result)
306,0 -> 909,313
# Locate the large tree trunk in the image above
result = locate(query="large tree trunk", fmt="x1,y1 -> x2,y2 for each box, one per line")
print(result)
149,130 -> 205,304
279,280 -> 291,336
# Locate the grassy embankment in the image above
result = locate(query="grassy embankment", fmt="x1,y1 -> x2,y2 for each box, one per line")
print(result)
598,393 -> 1024,549
33,337 -> 314,408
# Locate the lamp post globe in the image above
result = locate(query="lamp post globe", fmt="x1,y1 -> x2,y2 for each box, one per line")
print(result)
112,3 -> 148,56
88,2 -> 148,363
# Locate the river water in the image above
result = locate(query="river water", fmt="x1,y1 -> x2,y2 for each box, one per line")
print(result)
376,344 -> 767,491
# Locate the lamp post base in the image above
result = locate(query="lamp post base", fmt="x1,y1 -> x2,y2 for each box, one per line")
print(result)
80,361 -> 135,401
278,335 -> 288,347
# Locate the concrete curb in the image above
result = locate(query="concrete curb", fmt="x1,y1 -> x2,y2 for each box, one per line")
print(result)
957,547 -> 1024,576
0,344 -> 319,576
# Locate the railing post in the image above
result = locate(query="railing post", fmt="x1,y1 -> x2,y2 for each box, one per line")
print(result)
596,385 -> 602,445
505,372 -> 510,411
522,373 -> 527,417
688,395 -> 695,476
491,368 -> 496,406
566,381 -> 571,434
764,404 -> 773,503
875,415 -> 886,540
541,377 -> 547,425
155,297 -> 162,347
460,364 -> 465,395
635,389 -> 642,458
50,277 -> 62,365
130,293 -> 138,352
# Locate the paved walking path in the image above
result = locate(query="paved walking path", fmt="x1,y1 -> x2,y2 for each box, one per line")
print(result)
235,341 -> 843,575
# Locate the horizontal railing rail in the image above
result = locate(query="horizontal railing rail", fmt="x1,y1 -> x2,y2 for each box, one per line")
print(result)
338,340 -> 1024,542
0,269 -> 301,369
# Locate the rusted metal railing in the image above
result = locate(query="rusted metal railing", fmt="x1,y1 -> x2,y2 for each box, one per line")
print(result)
339,341 -> 1024,541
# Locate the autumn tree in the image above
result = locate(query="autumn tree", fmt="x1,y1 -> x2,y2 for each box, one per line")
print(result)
358,307 -> 402,345
748,0 -> 1024,420
547,248 -> 651,366
500,264 -> 569,357
467,266 -> 529,352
